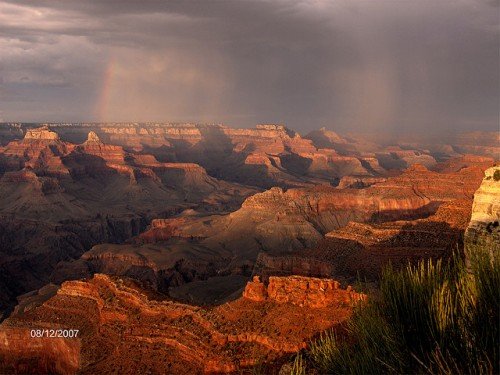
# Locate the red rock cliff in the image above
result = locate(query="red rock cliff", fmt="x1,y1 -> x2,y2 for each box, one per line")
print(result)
243,275 -> 365,308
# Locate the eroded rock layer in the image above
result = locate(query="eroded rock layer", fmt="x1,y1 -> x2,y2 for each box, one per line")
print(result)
243,276 -> 365,308
64,160 -> 490,303
465,165 -> 500,255
4,122 -> 493,190
0,126 -> 255,316
256,198 -> 475,282
0,274 -> 358,374
0,122 -> 496,372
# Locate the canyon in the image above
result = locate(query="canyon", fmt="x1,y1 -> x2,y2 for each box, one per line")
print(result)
0,122 -> 497,373
66,156 -> 490,302
0,125 -> 255,316
0,273 -> 362,374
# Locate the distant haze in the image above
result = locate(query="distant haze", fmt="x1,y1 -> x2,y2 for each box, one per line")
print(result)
0,0 -> 498,135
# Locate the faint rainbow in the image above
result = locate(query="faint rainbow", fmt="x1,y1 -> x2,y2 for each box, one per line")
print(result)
95,58 -> 116,122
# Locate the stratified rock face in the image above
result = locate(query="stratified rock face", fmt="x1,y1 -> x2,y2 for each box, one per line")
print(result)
305,127 -> 347,148
451,131 -> 500,159
243,275 -> 365,308
465,166 -> 500,254
24,125 -> 60,141
1,123 -> 495,191
77,162 -> 489,298
242,163 -> 484,226
242,276 -> 268,302
469,166 -> 500,224
0,122 -> 495,321
0,126 -> 71,175
253,253 -> 334,281
76,131 -> 128,166
375,147 -> 437,170
0,274 -> 356,374
337,175 -> 387,189
431,154 -> 494,173
255,198 -> 476,283
2,123 -> 387,189
0,127 -> 256,317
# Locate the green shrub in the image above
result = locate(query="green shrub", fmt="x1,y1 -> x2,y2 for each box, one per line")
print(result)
493,169 -> 500,181
297,246 -> 499,374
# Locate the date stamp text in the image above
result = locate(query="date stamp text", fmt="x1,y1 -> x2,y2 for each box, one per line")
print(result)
30,329 -> 79,338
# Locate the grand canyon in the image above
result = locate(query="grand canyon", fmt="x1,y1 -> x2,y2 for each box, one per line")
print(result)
1,0 -> 498,373
0,122 -> 497,373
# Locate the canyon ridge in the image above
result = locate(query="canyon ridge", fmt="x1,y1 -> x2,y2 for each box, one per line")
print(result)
0,123 -> 497,373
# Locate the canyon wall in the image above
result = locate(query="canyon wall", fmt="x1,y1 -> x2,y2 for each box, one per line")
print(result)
243,275 -> 365,308
77,159 -> 491,300
0,126 -> 255,317
465,165 -> 500,255
253,198 -> 475,283
0,273 -> 357,374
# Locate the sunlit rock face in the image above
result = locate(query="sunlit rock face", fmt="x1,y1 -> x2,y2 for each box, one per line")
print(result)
0,126 -> 72,175
0,126 -> 255,317
76,131 -> 128,166
67,161 -> 490,302
465,166 -> 500,255
0,123 -> 495,191
305,127 -> 348,149
0,327 -> 80,375
0,274 -> 358,374
24,125 -> 60,141
243,275 -> 365,308
254,198 -> 475,283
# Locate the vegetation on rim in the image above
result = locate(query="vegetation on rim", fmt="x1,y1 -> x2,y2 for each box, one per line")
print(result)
292,244 -> 499,374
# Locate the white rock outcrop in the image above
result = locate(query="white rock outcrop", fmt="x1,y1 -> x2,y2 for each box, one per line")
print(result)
24,125 -> 60,141
465,165 -> 499,255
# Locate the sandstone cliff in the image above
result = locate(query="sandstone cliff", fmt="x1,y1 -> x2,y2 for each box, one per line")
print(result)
0,274 -> 357,374
255,198 -> 476,283
243,275 -> 365,308
0,127 -> 256,317
0,126 -> 72,175
76,162 -> 489,300
465,165 -> 500,255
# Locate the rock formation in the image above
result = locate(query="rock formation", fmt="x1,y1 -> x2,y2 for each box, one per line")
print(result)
0,121 -> 496,372
85,130 -> 101,143
0,125 -> 71,175
449,131 -> 500,159
1,123 -> 495,190
305,127 -> 348,149
337,175 -> 387,189
255,198 -> 478,283
24,125 -> 60,141
375,147 -> 437,170
0,127 -> 255,317
65,161 -> 490,304
465,165 -> 500,255
0,274 -> 358,374
243,275 -> 365,308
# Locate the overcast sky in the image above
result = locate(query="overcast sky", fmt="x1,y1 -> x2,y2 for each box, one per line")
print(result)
0,0 -> 498,134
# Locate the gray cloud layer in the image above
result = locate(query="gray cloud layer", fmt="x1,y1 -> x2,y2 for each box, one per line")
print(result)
0,0 -> 498,134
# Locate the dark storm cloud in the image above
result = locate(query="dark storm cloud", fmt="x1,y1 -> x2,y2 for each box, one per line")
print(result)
0,0 -> 498,135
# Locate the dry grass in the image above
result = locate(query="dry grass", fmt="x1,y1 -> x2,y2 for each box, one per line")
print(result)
294,244 -> 499,374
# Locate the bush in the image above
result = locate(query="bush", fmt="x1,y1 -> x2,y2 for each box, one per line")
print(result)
493,169 -> 500,181
298,246 -> 499,374
289,353 -> 307,375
